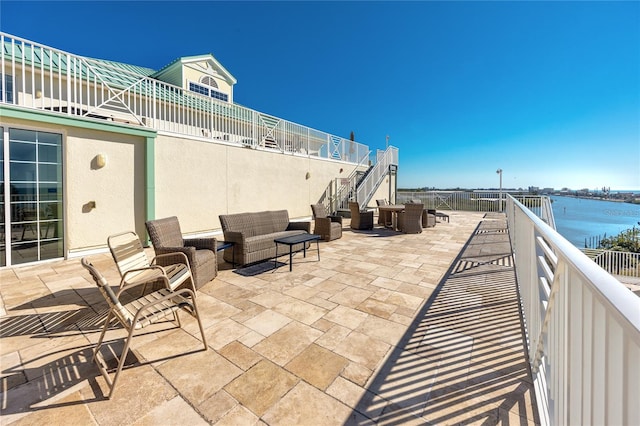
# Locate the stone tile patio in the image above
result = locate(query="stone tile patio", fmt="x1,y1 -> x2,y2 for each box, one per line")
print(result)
0,211 -> 539,425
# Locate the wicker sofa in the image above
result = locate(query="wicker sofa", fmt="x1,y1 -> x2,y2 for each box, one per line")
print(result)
218,210 -> 311,267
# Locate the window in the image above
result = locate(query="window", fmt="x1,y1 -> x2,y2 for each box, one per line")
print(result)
188,80 -> 229,102
210,90 -> 228,102
189,82 -> 209,96
1,74 -> 14,103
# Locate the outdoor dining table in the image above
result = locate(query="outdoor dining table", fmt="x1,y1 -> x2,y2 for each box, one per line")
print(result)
377,204 -> 405,231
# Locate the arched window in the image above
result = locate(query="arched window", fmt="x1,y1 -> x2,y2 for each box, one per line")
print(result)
200,76 -> 218,89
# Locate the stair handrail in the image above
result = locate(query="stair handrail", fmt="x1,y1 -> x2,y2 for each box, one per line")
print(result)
330,151 -> 371,213
356,146 -> 398,207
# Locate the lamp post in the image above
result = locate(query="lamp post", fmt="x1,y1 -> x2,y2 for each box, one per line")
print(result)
496,169 -> 503,212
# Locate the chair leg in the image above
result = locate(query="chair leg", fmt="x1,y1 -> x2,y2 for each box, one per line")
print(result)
93,311 -> 113,361
189,296 -> 208,350
107,326 -> 136,399
190,278 -> 198,299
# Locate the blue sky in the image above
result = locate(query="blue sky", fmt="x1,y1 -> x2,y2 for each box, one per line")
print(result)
2,1 -> 638,190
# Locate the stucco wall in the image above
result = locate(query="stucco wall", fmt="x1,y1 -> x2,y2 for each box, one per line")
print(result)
154,134 -> 364,234
1,116 -> 369,256
65,128 -> 146,249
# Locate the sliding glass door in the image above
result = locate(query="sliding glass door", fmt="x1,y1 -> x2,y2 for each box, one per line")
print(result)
1,127 -> 63,266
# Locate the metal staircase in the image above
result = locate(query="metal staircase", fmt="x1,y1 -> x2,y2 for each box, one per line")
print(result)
318,146 -> 398,215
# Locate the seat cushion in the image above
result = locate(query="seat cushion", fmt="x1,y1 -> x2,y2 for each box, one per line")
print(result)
244,230 -> 306,253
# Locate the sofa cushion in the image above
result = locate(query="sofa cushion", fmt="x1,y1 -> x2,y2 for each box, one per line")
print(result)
244,230 -> 307,253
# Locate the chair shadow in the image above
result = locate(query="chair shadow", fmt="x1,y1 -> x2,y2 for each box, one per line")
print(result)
1,333 -> 207,417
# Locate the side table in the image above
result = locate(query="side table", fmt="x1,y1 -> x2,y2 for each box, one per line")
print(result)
216,241 -> 235,268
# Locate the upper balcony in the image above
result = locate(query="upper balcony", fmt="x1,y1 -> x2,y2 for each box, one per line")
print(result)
0,32 -> 370,165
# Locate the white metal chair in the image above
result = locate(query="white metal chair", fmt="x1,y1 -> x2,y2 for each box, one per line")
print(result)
107,231 -> 196,296
81,257 -> 207,399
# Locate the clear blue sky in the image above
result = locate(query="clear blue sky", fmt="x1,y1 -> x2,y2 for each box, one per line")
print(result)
2,1 -> 639,190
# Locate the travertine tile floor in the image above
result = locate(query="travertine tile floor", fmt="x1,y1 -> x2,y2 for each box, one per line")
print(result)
0,212 -> 539,425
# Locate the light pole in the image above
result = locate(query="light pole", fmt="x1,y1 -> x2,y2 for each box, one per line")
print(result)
386,135 -> 389,150
496,169 -> 503,212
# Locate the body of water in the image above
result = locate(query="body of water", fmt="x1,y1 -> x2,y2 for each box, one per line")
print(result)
551,196 -> 640,248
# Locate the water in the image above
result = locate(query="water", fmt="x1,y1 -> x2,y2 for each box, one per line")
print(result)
551,196 -> 640,248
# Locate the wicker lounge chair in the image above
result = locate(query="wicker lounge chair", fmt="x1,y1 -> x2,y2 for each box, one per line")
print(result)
81,257 -> 207,399
311,204 -> 342,241
398,203 -> 424,234
107,230 -> 196,295
145,216 -> 217,289
423,209 -> 437,228
349,202 -> 374,230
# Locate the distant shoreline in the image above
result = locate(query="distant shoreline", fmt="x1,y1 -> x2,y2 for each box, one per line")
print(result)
554,194 -> 636,204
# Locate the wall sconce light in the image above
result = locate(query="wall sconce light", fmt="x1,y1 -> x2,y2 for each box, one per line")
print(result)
339,168 -> 344,173
95,154 -> 107,168
35,90 -> 42,99
305,172 -> 311,180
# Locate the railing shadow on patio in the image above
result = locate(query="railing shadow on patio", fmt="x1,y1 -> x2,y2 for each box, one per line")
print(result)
347,218 -> 540,425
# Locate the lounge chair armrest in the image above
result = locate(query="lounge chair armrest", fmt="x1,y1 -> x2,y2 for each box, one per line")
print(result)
315,217 -> 332,226
152,246 -> 197,267
184,237 -> 216,251
118,266 -> 169,294
328,215 -> 343,225
222,231 -> 245,245
287,221 -> 311,233
152,251 -> 191,267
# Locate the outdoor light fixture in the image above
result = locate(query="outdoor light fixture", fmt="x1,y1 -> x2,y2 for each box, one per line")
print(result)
35,90 -> 42,99
305,172 -> 311,180
96,154 -> 107,168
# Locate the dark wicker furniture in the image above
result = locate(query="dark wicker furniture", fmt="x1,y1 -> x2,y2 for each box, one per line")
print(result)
145,216 -> 218,289
349,202 -> 374,230
311,204 -> 342,241
219,210 -> 311,266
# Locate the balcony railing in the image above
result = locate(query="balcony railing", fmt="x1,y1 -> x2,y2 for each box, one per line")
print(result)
397,190 -> 554,223
0,32 -> 368,164
581,248 -> 640,279
506,195 -> 640,425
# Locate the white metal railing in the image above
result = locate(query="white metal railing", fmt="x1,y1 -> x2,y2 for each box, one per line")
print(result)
397,190 -> 552,217
355,146 -> 398,207
0,32 -> 368,164
331,151 -> 371,213
316,150 -> 370,215
506,195 -> 640,426
581,248 -> 640,279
